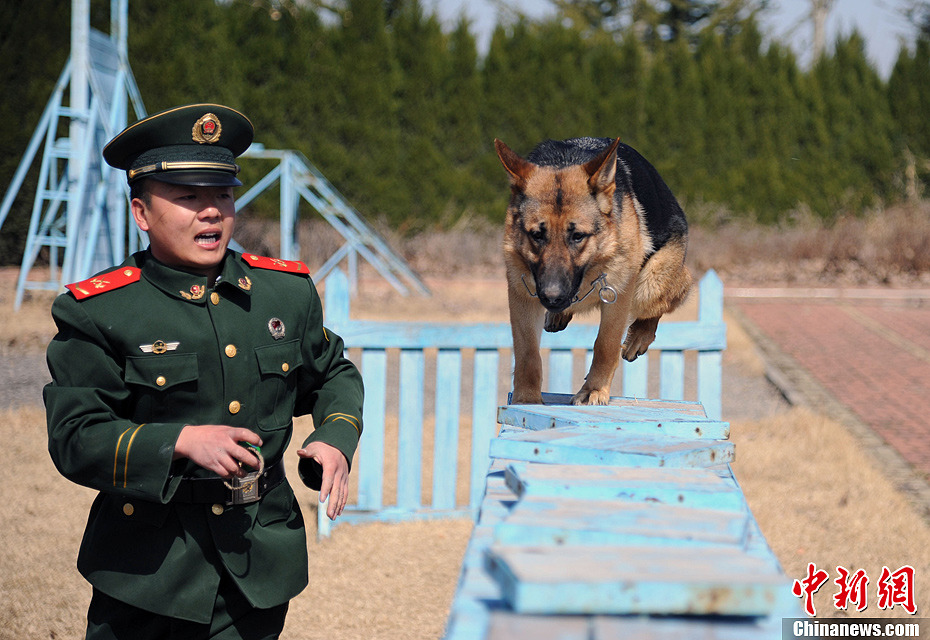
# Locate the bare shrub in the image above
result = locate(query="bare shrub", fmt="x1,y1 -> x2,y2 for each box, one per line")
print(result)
688,202 -> 930,286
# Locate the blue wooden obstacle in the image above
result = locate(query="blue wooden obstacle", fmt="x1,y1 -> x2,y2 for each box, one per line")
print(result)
443,396 -> 801,638
319,269 -> 726,537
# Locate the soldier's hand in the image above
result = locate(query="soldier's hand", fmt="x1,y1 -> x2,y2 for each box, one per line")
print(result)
174,425 -> 263,479
296,442 -> 349,520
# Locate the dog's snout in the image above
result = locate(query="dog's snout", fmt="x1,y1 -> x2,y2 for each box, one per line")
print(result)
537,277 -> 573,311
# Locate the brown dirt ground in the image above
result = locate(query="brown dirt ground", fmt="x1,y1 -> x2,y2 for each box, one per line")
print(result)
2,268 -> 929,638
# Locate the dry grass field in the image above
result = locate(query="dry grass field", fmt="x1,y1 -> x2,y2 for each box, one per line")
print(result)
3,209 -> 930,638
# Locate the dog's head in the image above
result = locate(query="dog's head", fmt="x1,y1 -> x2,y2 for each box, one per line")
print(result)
496,137 -> 621,313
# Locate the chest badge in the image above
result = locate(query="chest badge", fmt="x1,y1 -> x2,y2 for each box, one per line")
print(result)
268,318 -> 286,340
140,340 -> 180,354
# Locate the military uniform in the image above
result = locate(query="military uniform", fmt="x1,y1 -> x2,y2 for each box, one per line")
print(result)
44,104 -> 364,636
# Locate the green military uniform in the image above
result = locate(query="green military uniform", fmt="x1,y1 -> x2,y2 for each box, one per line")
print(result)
44,104 -> 364,634
45,248 -> 363,622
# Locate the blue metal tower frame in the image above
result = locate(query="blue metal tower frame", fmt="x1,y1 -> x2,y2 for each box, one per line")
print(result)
0,0 -> 146,309
0,0 -> 428,308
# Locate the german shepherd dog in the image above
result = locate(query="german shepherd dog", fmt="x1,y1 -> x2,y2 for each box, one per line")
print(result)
496,137 -> 693,405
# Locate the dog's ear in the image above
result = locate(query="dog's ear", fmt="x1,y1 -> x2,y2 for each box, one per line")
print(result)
584,138 -> 620,205
495,139 -> 533,190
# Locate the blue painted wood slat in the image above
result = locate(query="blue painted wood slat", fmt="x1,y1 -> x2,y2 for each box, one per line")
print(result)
433,349 -> 462,510
358,348 -> 387,511
484,544 -> 792,616
547,349 -> 573,393
659,350 -> 685,400
493,497 -> 750,548
490,428 -> 735,469
398,349 -> 425,510
470,349 -> 500,511
504,463 -> 747,511
497,404 -> 730,439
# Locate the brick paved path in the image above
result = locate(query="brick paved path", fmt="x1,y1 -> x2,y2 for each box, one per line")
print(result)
734,297 -> 930,480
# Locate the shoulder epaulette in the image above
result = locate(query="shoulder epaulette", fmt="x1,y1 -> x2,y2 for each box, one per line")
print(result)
66,267 -> 141,300
242,253 -> 310,275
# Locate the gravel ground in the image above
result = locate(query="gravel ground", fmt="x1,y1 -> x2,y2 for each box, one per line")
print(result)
0,350 -> 49,409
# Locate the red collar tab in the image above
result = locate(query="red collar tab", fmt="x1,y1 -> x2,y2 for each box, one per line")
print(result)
242,253 -> 310,275
66,267 -> 141,300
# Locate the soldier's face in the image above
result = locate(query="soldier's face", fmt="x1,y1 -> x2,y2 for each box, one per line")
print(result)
131,180 -> 236,276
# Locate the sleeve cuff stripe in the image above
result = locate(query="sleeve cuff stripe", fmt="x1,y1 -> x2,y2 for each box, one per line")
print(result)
323,413 -> 361,434
113,426 -> 134,487
113,424 -> 146,488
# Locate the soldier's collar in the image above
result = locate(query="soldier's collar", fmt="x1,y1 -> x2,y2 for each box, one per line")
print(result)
141,250 -> 253,303
215,252 -> 253,296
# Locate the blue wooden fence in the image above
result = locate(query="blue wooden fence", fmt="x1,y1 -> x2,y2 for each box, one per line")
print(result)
318,269 -> 726,536
443,397 -> 801,638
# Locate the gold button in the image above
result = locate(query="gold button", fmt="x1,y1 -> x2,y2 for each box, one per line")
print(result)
281,362 -> 289,373
210,292 -> 220,305
156,376 -> 167,387
122,503 -> 134,516
211,504 -> 224,516
123,269 -> 134,277
225,344 -> 237,358
229,400 -> 241,414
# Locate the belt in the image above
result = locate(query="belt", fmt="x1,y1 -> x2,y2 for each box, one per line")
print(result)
172,458 -> 286,506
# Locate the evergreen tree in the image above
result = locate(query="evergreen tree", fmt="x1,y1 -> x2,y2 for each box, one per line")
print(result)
889,38 -> 930,159
440,18 -> 497,220
391,0 -> 453,229
811,32 -> 897,213
324,0 -> 405,223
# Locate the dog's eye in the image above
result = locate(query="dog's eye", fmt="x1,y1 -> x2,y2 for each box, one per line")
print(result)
528,229 -> 546,242
570,232 -> 589,244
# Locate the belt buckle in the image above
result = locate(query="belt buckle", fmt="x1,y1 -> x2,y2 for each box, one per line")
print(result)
227,473 -> 261,505
223,444 -> 264,505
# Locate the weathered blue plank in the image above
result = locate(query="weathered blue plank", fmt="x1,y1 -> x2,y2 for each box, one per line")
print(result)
485,545 -> 793,616
485,612 -> 782,639
333,320 -> 726,351
493,497 -> 749,547
470,349 -> 500,510
622,355 -> 649,398
497,405 -> 730,439
433,348 -> 462,510
547,349 -> 573,393
590,615 -> 783,639
699,350 -> 724,421
536,393 -> 707,417
489,428 -> 735,468
486,614 -> 589,640
398,349 -> 425,510
358,349 -> 386,510
504,463 -> 746,511
659,350 -> 685,401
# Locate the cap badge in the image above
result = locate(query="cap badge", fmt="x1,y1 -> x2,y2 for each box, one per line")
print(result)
180,284 -> 205,301
268,318 -> 286,340
140,340 -> 180,354
238,276 -> 252,291
192,113 -> 222,144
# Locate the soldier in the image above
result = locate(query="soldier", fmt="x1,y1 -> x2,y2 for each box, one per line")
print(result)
44,104 -> 364,639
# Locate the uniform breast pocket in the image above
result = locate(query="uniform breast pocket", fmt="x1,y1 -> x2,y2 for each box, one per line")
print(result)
253,340 -> 302,430
124,354 -> 199,423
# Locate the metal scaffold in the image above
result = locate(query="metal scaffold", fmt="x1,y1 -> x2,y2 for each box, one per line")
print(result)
0,0 -> 428,309
0,0 -> 145,309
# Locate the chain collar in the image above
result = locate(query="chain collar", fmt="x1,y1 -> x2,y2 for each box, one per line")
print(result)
522,272 -> 617,305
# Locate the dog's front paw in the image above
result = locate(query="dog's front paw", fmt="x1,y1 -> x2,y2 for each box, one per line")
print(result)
544,310 -> 573,333
511,390 -> 545,405
570,387 -> 610,406
622,317 -> 659,362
